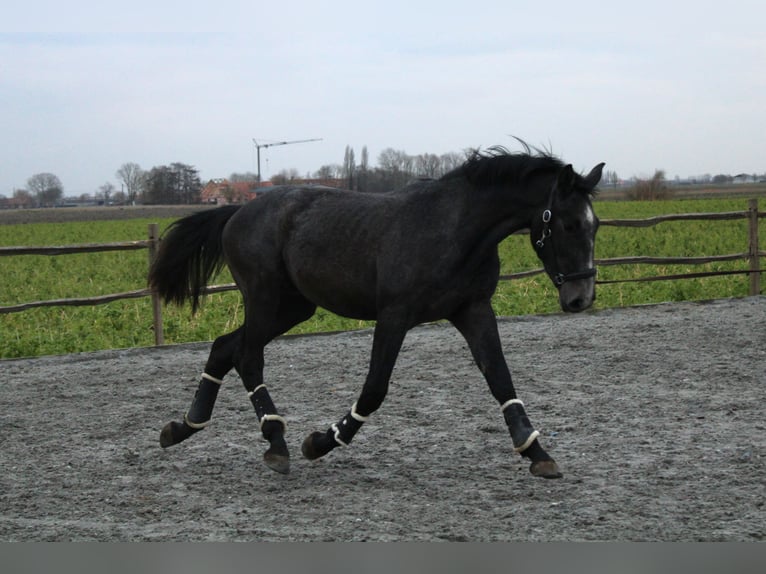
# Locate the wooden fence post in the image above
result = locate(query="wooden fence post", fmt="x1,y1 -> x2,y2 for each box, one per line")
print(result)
148,223 -> 165,345
748,198 -> 761,296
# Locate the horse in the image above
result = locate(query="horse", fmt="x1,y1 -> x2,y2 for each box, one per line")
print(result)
149,146 -> 604,479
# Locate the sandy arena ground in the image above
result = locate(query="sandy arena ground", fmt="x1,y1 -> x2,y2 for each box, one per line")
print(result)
0,296 -> 764,541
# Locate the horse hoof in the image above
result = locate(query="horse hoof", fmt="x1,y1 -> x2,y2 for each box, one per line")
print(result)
159,421 -> 180,448
301,431 -> 326,460
159,420 -> 195,448
529,459 -> 563,479
263,451 -> 290,474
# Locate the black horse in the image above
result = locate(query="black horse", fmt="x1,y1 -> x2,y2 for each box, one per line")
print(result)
149,146 -> 604,478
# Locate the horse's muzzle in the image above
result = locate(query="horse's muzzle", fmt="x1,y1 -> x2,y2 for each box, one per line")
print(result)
559,280 -> 595,313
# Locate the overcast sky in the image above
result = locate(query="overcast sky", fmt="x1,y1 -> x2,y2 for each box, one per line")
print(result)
2,1 -> 764,196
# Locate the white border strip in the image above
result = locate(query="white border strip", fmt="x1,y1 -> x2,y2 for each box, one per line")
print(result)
201,372 -> 224,385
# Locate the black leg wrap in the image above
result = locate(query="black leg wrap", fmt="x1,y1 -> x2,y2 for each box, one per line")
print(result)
333,410 -> 365,446
159,374 -> 223,448
302,404 -> 366,460
502,400 -> 561,478
247,385 -> 290,473
249,386 -> 276,421
185,378 -> 222,428
248,386 -> 285,437
502,401 -> 540,456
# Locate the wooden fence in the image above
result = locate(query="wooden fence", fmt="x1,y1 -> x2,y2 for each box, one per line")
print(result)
1,199 -> 763,347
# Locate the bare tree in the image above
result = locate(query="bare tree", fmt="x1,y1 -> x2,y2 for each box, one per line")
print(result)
414,153 -> 442,178
439,152 -> 465,174
603,170 -> 620,188
376,148 -> 415,190
116,163 -> 145,204
314,164 -> 341,179
271,168 -> 301,185
229,171 -> 259,183
627,170 -> 669,200
13,189 -> 34,208
27,173 -> 63,207
97,182 -> 116,205
378,148 -> 413,175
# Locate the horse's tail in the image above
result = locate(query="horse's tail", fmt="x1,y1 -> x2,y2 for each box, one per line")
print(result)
148,205 -> 241,313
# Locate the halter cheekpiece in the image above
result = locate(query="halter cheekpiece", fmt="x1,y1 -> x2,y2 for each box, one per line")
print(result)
535,209 -> 553,250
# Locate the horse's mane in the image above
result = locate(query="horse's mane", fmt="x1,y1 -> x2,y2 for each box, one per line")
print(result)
441,143 -> 565,187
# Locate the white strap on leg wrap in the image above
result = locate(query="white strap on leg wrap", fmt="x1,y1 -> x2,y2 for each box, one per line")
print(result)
201,372 -> 224,385
350,401 -> 369,423
331,423 -> 349,447
500,399 -> 539,453
247,384 -> 267,398
513,430 -> 540,453
259,413 -> 287,431
500,398 -> 524,412
184,412 -> 210,429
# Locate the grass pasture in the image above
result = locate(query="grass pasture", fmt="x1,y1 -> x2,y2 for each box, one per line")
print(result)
1,198 -> 763,358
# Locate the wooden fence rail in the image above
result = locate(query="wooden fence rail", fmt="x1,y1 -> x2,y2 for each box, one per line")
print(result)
1,200 -> 763,347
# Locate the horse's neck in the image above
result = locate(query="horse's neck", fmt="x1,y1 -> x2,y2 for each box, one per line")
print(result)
457,180 -> 546,240
401,180 -> 541,268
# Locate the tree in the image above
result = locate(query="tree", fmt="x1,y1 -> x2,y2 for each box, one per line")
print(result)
712,174 -> 733,184
627,170 -> 669,201
314,164 -> 341,179
342,145 -> 356,189
116,163 -> 145,204
97,182 -> 116,205
358,146 -> 370,192
376,148 -> 414,190
414,153 -> 442,178
603,170 -> 620,188
229,171 -> 259,182
12,189 -> 34,208
271,168 -> 301,185
439,151 -> 465,174
143,163 -> 202,204
27,173 -> 63,207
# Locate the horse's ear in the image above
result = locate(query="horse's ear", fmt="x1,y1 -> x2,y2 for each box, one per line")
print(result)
584,162 -> 605,189
557,164 -> 576,193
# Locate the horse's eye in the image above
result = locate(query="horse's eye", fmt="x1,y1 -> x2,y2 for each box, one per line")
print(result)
563,221 -> 579,233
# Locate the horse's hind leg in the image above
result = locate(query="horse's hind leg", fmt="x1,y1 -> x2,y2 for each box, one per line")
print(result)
160,326 -> 243,448
238,291 -> 316,474
237,341 -> 291,474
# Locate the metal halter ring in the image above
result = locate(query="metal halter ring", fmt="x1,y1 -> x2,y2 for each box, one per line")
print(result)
535,209 -> 552,249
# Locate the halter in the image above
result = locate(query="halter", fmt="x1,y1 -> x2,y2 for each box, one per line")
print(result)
534,192 -> 597,287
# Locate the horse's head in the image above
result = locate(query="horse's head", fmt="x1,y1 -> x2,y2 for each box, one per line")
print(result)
530,162 -> 604,313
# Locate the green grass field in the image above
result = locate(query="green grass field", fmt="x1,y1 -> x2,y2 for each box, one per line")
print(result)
1,198 -> 763,358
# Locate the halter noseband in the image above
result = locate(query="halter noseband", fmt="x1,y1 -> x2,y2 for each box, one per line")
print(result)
534,194 -> 597,287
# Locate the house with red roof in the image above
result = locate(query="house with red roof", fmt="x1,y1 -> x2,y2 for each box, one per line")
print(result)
200,179 -> 274,204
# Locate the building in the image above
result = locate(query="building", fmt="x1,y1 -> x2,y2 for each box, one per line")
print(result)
199,179 -> 273,205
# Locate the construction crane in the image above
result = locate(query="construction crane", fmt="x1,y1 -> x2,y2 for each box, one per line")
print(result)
252,138 -> 323,182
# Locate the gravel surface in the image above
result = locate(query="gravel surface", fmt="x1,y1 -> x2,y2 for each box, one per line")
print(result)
1,296 -> 764,541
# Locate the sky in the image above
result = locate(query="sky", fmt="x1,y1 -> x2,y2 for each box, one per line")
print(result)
1,1 -> 764,196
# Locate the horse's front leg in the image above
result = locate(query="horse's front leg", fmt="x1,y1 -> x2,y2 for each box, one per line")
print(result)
450,301 -> 562,479
302,317 -> 408,461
